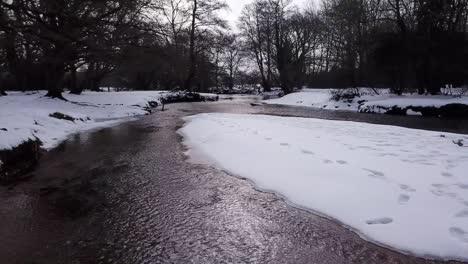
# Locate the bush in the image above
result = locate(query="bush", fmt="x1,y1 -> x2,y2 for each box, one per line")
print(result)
160,91 -> 218,104
330,88 -> 361,102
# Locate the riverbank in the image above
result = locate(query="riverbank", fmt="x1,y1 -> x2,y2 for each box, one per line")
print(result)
264,88 -> 468,117
0,91 -> 217,181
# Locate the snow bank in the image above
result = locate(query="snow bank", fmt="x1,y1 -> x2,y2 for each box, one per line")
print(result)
264,89 -> 468,116
265,89 -> 333,107
179,113 -> 468,261
360,95 -> 468,115
0,91 -> 165,150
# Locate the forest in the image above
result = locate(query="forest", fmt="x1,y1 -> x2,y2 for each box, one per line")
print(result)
1,0 -> 468,98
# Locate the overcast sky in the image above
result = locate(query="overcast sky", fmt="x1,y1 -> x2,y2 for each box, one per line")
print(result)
224,0 -> 319,29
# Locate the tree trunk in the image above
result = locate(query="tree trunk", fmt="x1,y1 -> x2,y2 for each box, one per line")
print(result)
45,63 -> 66,100
0,76 -> 5,96
184,0 -> 197,91
261,77 -> 271,92
69,64 -> 82,95
228,67 -> 234,90
0,80 -> 6,96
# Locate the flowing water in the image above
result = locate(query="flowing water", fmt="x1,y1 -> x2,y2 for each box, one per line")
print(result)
1,98 -> 467,264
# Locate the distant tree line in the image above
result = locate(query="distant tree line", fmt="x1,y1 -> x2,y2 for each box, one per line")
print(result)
0,0 -> 237,98
1,0 -> 468,98
239,0 -> 468,95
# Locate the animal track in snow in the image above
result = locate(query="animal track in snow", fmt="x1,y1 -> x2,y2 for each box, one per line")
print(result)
323,159 -> 334,164
366,217 -> 393,225
398,194 -> 410,204
336,160 -> 348,165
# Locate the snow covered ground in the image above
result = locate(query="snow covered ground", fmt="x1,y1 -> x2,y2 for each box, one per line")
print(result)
0,91 -> 165,150
179,113 -> 468,261
264,89 -> 468,115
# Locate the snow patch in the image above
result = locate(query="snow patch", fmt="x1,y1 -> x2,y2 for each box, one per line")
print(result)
179,113 -> 468,261
0,91 -> 165,150
406,109 -> 423,116
264,89 -> 468,116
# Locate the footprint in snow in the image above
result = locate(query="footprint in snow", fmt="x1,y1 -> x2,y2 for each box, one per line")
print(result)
455,210 -> 468,218
432,183 -> 446,189
400,184 -> 416,193
449,227 -> 468,243
446,164 -> 457,170
323,159 -> 334,164
301,149 -> 315,155
336,160 -> 348,165
398,194 -> 410,205
379,153 -> 399,157
456,183 -> 468,190
441,172 -> 454,178
363,169 -> 386,179
265,137 -> 272,141
366,217 -> 393,225
280,143 -> 290,147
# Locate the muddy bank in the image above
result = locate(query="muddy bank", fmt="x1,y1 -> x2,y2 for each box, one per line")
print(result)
0,139 -> 41,183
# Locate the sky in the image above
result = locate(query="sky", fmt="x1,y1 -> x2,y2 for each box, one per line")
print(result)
224,0 -> 319,29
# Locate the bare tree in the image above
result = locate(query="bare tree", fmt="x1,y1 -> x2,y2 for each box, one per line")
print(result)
184,0 -> 228,91
0,0 -> 153,98
239,0 -> 275,91
222,34 -> 245,90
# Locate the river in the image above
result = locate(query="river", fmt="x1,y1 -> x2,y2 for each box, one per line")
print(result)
0,98 -> 466,264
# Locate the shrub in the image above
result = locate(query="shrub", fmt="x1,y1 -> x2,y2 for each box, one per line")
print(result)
330,88 -> 361,102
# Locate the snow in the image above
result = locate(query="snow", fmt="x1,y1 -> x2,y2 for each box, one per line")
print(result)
0,91 -> 165,150
264,88 -> 468,113
265,89 -> 334,107
361,95 -> 468,111
179,113 -> 468,261
406,109 -> 423,116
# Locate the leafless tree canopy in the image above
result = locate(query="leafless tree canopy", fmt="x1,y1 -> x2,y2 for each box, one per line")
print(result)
1,0 -> 468,96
